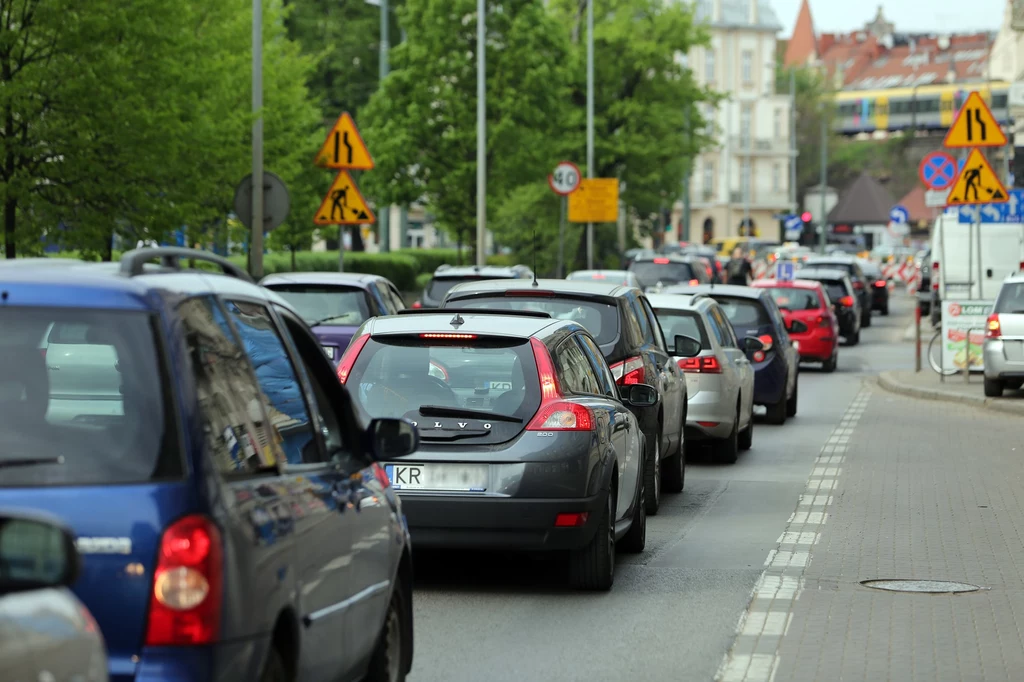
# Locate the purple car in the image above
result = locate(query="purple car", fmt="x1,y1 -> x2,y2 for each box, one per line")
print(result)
261,272 -> 406,363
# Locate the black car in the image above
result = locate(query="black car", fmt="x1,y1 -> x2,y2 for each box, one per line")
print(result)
628,253 -> 712,292
857,259 -> 890,315
440,280 -> 689,515
337,309 -> 665,590
803,256 -> 872,327
684,246 -> 728,283
795,268 -> 862,345
417,264 -> 534,309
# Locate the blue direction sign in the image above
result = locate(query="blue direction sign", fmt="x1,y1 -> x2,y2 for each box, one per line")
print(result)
889,205 -> 909,224
918,151 -> 957,190
956,189 -> 1024,223
775,261 -> 795,282
782,214 -> 803,241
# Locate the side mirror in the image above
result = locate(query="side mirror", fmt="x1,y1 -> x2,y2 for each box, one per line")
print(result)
368,418 -> 420,460
743,336 -> 765,352
623,383 -> 658,407
789,320 -> 809,334
0,513 -> 80,594
673,334 -> 702,358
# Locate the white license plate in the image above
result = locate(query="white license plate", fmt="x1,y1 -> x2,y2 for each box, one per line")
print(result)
384,463 -> 488,492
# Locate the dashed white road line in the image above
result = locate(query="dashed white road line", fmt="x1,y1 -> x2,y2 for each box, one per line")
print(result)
714,387 -> 871,682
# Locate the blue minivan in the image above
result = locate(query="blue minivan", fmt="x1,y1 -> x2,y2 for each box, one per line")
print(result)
0,248 -> 418,682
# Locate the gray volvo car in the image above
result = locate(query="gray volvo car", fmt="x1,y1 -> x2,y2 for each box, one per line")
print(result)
335,309 -> 666,590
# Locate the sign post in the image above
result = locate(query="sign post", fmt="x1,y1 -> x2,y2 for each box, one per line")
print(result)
549,161 -> 582,278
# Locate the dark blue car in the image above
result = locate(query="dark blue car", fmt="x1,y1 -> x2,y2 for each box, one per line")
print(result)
0,248 -> 419,682
664,284 -> 800,425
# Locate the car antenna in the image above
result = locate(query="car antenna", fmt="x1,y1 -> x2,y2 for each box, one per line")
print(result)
531,222 -> 539,287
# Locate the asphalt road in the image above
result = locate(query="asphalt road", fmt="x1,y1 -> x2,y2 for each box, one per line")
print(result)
407,292 -> 917,682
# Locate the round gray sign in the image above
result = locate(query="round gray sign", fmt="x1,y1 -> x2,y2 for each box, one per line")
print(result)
233,171 -> 291,231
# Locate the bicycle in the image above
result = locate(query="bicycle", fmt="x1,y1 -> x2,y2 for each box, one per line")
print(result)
927,329 -> 958,375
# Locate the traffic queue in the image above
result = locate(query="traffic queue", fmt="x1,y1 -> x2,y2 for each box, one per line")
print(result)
0,244 -> 890,682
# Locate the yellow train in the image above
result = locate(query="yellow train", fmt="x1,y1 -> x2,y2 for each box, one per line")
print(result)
834,82 -> 1010,135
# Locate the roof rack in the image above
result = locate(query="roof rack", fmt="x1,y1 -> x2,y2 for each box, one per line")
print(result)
396,308 -> 551,319
119,247 -> 253,282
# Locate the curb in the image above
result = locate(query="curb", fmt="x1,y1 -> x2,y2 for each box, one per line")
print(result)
877,371 -> 1024,417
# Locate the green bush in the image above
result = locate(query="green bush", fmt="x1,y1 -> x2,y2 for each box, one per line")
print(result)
414,271 -> 432,292
228,251 -> 420,291
394,248 -> 470,273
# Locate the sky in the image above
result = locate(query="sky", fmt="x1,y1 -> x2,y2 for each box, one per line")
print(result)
773,0 -> 1007,37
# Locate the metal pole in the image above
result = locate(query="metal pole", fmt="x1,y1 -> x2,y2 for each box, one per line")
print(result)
938,210 -> 948,382
251,0 -> 264,279
818,116 -> 827,254
915,300 -> 922,372
968,208 -> 976,301
585,0 -> 595,269
378,0 -> 391,252
475,0 -> 486,267
789,70 -> 797,214
557,196 -> 566,277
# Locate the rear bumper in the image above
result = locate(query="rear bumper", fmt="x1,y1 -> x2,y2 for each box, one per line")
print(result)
753,357 -> 787,406
125,638 -> 268,682
984,340 -> 1024,380
685,388 -> 736,439
791,333 -> 837,361
871,289 -> 889,308
399,492 -> 603,551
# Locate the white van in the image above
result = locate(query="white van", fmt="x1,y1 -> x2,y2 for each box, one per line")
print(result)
929,212 -> 1024,323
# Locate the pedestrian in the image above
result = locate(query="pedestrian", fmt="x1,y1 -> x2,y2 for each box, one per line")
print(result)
726,246 -> 752,285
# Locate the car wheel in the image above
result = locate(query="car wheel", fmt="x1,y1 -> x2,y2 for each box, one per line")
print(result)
718,409 -> 739,464
259,647 -> 291,682
848,329 -> 860,346
881,303 -> 889,316
661,413 -> 686,494
862,312 -> 872,328
569,488 -> 615,590
738,406 -> 753,451
984,378 -> 1005,397
764,394 -> 787,425
643,434 -> 661,515
786,378 -> 798,418
365,585 -> 409,682
822,352 -> 837,373
619,479 -> 646,554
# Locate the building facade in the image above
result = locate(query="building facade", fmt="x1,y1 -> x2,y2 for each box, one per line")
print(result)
674,0 -> 794,245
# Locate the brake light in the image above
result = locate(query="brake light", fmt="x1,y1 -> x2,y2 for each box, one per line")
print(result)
412,301 -> 423,309
525,337 -> 594,431
689,279 -> 700,285
653,257 -> 670,264
873,280 -> 886,288
678,356 -> 722,373
987,313 -> 1001,339
609,355 -> 645,385
592,273 -> 606,279
817,315 -> 829,328
419,333 -> 477,339
758,334 -> 774,352
145,515 -> 223,646
336,333 -> 370,384
852,280 -> 864,290
839,295 -> 855,307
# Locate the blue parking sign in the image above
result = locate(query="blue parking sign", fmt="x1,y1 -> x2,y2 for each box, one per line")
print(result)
776,261 -> 795,282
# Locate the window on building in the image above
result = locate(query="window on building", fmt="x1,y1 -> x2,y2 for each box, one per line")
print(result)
741,50 -> 753,85
773,108 -> 782,139
772,163 -> 781,193
741,160 -> 751,201
740,104 -> 752,148
705,49 -> 716,84
703,161 -> 714,199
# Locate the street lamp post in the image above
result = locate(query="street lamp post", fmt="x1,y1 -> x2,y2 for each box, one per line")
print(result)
585,0 -> 595,269
366,0 -> 391,252
475,0 -> 486,267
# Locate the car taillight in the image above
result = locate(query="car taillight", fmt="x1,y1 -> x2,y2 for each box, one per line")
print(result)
412,301 -> 423,309
653,257 -> 670,264
525,337 -> 594,431
852,280 -> 864,290
839,295 -> 855,307
145,515 -> 223,646
419,333 -> 477,339
817,315 -> 829,328
609,355 -> 645,385
987,313 -> 1002,338
873,280 -> 886,288
689,279 -> 699,285
336,333 -> 370,384
758,334 -> 774,352
678,356 -> 722,373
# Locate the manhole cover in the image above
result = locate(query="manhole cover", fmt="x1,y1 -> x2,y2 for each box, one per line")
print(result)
860,579 -> 981,594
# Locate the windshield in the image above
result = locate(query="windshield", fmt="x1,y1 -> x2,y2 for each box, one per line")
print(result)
266,284 -> 371,326
429,276 -> 507,301
765,288 -> 821,311
653,309 -> 709,346
445,296 -> 620,345
0,309 -> 178,486
628,261 -> 697,288
995,282 -> 1024,314
710,296 -> 771,328
347,336 -> 540,445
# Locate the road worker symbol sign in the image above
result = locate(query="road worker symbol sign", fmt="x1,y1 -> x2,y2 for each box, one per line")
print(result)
945,149 -> 1008,206
314,112 -> 375,170
943,92 -> 1008,148
313,171 -> 376,225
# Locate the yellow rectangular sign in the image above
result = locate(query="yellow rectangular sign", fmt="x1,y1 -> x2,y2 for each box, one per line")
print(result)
568,178 -> 619,223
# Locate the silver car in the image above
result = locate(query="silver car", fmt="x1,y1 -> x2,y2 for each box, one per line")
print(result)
0,510 -> 108,681
983,274 -> 1024,397
647,294 -> 759,463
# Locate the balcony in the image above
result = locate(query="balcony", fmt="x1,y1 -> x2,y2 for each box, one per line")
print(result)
728,189 -> 789,210
729,136 -> 791,155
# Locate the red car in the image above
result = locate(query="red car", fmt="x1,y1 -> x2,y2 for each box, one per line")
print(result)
751,279 -> 840,372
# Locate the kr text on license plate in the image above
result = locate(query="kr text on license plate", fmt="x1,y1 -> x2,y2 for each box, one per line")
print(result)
384,463 -> 488,492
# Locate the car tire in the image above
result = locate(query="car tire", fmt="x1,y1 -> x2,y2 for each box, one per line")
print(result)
984,378 -> 1005,397
718,410 -> 740,464
643,434 -> 661,516
259,647 -> 291,682
619,480 -> 646,554
786,378 -> 798,418
862,312 -> 872,328
881,303 -> 889,316
661,415 -> 686,494
848,329 -> 860,346
738,405 -> 753,451
365,586 -> 409,682
569,488 -> 615,590
764,395 -> 787,425
822,352 -> 837,373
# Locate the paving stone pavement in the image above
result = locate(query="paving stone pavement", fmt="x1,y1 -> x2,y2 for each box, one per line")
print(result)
719,381 -> 1024,682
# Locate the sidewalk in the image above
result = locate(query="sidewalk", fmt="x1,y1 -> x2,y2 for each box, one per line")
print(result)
878,369 -> 1024,416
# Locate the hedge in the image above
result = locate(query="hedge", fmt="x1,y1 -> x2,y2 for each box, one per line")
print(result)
227,251 -> 420,291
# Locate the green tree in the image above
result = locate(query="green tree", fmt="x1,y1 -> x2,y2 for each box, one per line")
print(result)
357,0 -> 573,252
778,64 -> 837,206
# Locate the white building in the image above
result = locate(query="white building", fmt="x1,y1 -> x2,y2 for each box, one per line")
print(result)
673,0 -> 794,244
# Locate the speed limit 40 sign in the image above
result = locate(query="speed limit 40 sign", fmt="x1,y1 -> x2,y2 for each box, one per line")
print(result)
548,161 -> 581,195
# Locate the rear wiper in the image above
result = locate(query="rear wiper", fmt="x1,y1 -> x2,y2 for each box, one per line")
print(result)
0,456 -> 64,470
418,405 -> 523,424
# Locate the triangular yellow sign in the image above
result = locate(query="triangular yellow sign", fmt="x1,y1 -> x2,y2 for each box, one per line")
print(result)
313,112 -> 375,170
313,171 -> 376,225
945,149 -> 1008,206
943,92 -> 1008,148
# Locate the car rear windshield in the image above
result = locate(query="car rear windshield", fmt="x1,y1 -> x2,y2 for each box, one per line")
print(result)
266,285 -> 370,326
995,282 -> 1024,314
428,276 -> 507,301
445,296 -> 620,345
0,308 -> 179,486
808,261 -> 855,277
812,280 -> 847,302
628,261 -> 697,288
764,288 -> 821,311
711,296 -> 771,327
652,309 -> 709,346
347,336 -> 540,445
